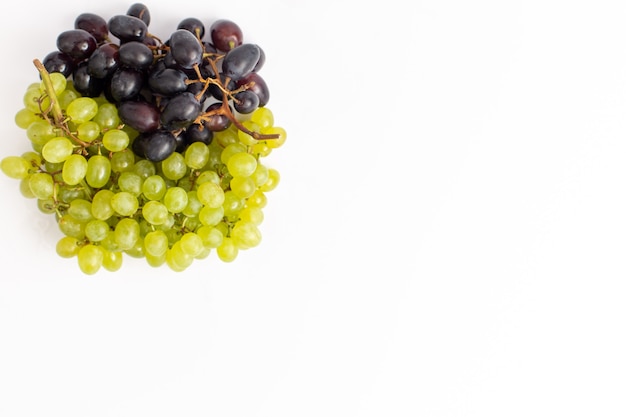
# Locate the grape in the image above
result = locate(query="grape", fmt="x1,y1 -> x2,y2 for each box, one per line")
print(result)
1,4 -> 287,274
210,19 -> 243,52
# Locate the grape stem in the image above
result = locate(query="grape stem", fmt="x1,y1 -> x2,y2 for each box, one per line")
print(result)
33,59 -> 64,127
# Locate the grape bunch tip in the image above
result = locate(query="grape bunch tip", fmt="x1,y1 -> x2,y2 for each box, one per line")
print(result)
1,3 -> 287,275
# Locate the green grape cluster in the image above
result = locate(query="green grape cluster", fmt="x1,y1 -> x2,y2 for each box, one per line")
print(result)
1,71 -> 286,274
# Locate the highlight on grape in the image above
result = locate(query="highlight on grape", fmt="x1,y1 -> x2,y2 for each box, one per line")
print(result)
1,3 -> 286,274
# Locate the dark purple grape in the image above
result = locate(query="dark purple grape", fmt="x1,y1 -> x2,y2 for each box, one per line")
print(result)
132,129 -> 177,162
233,90 -> 259,114
148,67 -> 188,96
108,68 -> 145,102
210,19 -> 243,52
126,3 -> 151,26
108,14 -> 148,43
237,72 -> 269,107
74,13 -> 109,43
182,122 -> 213,145
118,41 -> 154,71
204,102 -> 231,131
221,43 -> 261,81
160,92 -> 201,130
42,51 -> 75,78
168,29 -> 203,70
87,43 -> 120,78
72,62 -> 106,97
118,100 -> 160,132
253,46 -> 265,72
177,17 -> 205,39
57,29 -> 97,61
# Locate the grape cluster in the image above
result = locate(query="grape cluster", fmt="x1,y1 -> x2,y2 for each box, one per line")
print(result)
1,4 -> 286,274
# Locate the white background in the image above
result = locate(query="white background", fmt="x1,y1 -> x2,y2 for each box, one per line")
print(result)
1,1 -> 626,416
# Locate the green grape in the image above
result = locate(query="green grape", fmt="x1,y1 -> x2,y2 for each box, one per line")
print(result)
100,232 -> 120,253
220,143 -> 247,164
196,181 -> 224,208
182,190 -> 203,217
263,126 -> 287,149
142,174 -> 167,200
167,241 -> 194,270
40,72 -> 66,95
239,206 -> 264,225
102,249 -> 123,272
66,97 -> 98,124
86,155 -> 111,188
117,171 -> 143,196
110,150 -> 135,173
42,137 -> 74,163
58,89 -> 79,110
57,185 -> 86,203
76,121 -> 101,142
195,170 -> 220,187
216,237 -> 238,262
198,205 -> 224,227
249,107 -> 274,129
250,163 -> 269,187
214,127 -> 238,148
246,190 -> 267,208
62,154 -> 88,185
102,129 -> 129,152
26,120 -> 56,146
91,189 -> 115,220
145,251 -> 167,268
28,172 -> 54,199
23,86 -> 49,113
227,152 -> 257,178
237,120 -> 261,146
110,191 -> 139,216
85,219 -> 110,242
163,186 -> 188,213
125,237 -> 145,258
68,199 -> 93,222
114,218 -> 140,251
21,151 -> 42,168
15,108 -> 40,129
1,156 -> 32,179
179,232 -> 202,256
222,190 -> 244,217
19,178 -> 36,199
196,226 -> 223,248
133,159 -> 156,178
260,168 -> 280,192
92,102 -> 120,130
231,221 -> 262,249
229,176 -> 256,199
142,200 -> 169,225
144,229 -> 169,256
37,198 -> 57,214
77,244 -> 104,275
58,214 -> 86,239
56,236 -> 80,258
161,152 -> 187,181
195,245 -> 211,260
184,142 -> 210,170
250,142 -> 271,158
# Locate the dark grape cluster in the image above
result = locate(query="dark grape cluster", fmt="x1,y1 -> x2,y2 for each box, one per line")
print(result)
42,3 -> 275,163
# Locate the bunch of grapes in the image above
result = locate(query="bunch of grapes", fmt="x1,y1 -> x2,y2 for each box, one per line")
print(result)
0,3 -> 287,274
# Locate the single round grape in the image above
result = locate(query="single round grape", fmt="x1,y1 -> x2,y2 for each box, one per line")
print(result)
196,181 -> 224,208
77,244 -> 104,275
260,168 -> 280,192
216,237 -> 238,262
102,129 -> 130,152
221,43 -> 261,81
142,174 -> 167,200
237,120 -> 262,146
160,91 -> 201,131
239,206 -> 264,225
168,29 -> 203,69
74,12 -> 108,42
58,89 -> 80,110
102,249 -> 123,272
28,172 -> 54,199
26,121 -> 55,146
182,190 -> 202,217
108,68 -> 145,102
144,229 -> 168,257
183,142 -> 209,170
148,67 -> 188,97
76,121 -> 101,142
86,155 -> 111,188
119,41 -> 154,71
92,102 -> 121,130
68,199 -> 93,222
177,17 -> 205,39
132,129 -> 177,162
15,108 -> 40,130
126,3 -> 151,25
58,214 -> 86,239
85,219 -> 110,242
231,221 -> 262,249
229,176 -> 256,199
197,226 -> 223,248
42,51 -> 75,78
56,236 -> 80,258
227,152 -> 257,178
220,143 -> 247,164
57,29 -> 97,61
142,200 -> 169,225
263,126 -> 287,149
233,90 -> 260,114
199,205 -> 224,227
67,97 -> 98,124
111,191 -> 139,216
88,43 -> 120,79
160,151 -> 187,180
179,232 -> 203,257
114,218 -> 140,250
1,156 -> 32,179
39,72 -> 67,96
237,72 -> 269,107
108,14 -> 148,42
42,137 -> 74,164
110,150 -> 135,173
163,187 -> 188,213
73,62 -> 106,97
91,189 -> 115,220
117,171 -> 143,196
210,19 -> 243,52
